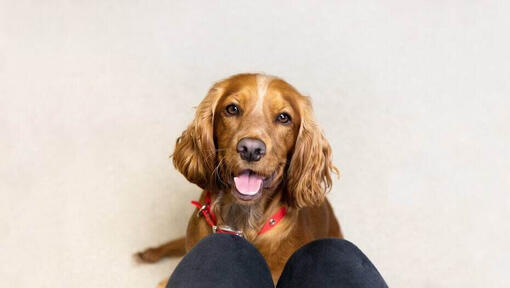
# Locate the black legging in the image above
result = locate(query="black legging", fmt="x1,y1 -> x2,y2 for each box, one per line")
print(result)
168,234 -> 387,288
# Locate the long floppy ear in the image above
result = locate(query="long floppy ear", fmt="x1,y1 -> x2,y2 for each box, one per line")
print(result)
286,97 -> 339,208
172,86 -> 223,190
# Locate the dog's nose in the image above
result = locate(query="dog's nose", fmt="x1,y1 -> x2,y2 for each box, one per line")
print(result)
236,138 -> 266,162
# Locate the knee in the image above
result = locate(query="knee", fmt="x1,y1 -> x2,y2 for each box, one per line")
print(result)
280,239 -> 387,288
169,234 -> 273,288
293,238 -> 369,270
299,238 -> 360,256
309,238 -> 358,251
191,233 -> 250,253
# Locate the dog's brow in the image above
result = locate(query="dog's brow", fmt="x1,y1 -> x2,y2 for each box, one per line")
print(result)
255,75 -> 275,113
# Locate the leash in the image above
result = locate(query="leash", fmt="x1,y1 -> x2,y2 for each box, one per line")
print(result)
191,191 -> 287,238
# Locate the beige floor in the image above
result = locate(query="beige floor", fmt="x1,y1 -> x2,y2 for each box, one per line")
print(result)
1,1 -> 509,287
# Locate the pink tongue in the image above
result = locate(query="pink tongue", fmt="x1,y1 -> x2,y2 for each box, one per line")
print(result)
234,171 -> 264,195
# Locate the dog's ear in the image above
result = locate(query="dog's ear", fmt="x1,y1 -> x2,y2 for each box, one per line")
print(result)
172,85 -> 224,190
286,97 -> 339,208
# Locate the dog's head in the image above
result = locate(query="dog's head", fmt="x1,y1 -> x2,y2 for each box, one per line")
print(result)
173,73 -> 337,208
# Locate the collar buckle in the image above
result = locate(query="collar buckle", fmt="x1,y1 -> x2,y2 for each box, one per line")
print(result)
213,225 -> 244,238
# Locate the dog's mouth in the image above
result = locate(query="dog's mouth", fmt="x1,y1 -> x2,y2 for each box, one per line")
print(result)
232,170 -> 275,201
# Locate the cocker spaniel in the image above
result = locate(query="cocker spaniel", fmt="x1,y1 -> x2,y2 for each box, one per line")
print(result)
137,73 -> 343,285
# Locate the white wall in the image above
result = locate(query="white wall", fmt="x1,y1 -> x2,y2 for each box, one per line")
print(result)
1,1 -> 509,287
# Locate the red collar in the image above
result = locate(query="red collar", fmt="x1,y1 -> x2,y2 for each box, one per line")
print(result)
191,191 -> 287,237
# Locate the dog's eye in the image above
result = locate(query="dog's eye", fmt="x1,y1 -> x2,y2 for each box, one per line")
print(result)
276,112 -> 291,124
225,104 -> 240,116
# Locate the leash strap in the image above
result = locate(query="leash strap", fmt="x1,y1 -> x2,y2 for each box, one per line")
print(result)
190,191 -> 287,236
258,205 -> 287,235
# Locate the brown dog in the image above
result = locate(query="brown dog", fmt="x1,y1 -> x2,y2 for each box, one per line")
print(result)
137,73 -> 343,285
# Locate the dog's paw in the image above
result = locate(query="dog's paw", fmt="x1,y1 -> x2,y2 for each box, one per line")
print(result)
156,278 -> 169,288
134,247 -> 163,263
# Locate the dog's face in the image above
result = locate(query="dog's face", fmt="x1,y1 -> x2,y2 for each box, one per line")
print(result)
173,74 -> 337,208
214,75 -> 300,203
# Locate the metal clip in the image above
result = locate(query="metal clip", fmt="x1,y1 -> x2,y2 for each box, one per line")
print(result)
213,225 -> 244,238
196,204 -> 208,217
